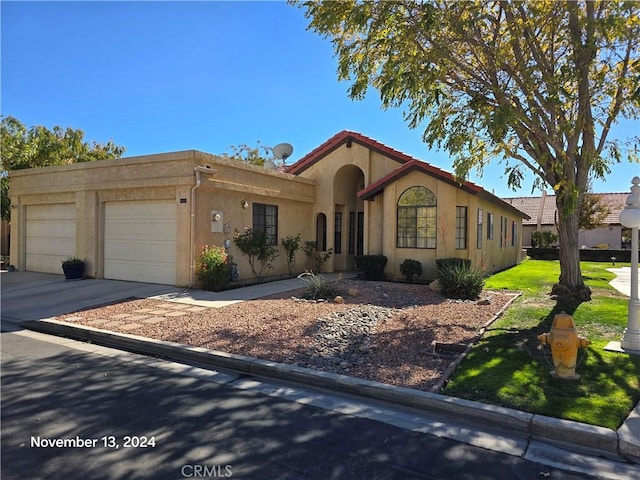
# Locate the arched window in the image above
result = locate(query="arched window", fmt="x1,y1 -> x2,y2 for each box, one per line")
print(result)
316,213 -> 327,251
397,186 -> 437,248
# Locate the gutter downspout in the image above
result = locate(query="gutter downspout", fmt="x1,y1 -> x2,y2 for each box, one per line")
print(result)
188,166 -> 217,287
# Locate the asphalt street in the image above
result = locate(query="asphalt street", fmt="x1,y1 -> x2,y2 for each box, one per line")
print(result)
0,327 -> 592,480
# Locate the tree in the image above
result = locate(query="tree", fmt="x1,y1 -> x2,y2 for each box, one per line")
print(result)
1,116 -> 125,220
220,141 -> 275,166
295,1 -> 640,301
579,192 -> 610,232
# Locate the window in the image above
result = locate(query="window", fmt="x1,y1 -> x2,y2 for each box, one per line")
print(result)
334,211 -> 342,254
455,206 -> 467,249
348,212 -> 355,254
499,216 -> 508,247
511,221 -> 517,247
477,209 -> 483,249
316,213 -> 327,251
253,203 -> 278,246
397,186 -> 437,249
487,213 -> 494,240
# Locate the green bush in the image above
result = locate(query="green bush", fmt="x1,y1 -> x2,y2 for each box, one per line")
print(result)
298,272 -> 337,300
282,234 -> 302,277
302,240 -> 332,273
197,245 -> 229,291
435,258 -> 471,271
355,255 -> 388,281
400,259 -> 422,283
233,227 -> 278,282
437,263 -> 484,300
531,230 -> 558,247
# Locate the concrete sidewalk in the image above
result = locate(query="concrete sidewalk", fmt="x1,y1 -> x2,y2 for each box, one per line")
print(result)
2,270 -> 639,479
607,266 -> 634,297
149,272 -> 355,308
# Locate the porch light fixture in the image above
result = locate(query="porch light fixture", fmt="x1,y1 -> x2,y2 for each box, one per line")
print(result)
619,176 -> 640,354
241,200 -> 249,209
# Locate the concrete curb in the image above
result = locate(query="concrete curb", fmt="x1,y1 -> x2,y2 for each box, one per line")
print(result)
23,318 -> 636,463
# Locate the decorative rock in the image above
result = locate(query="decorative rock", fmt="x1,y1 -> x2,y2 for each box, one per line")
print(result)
477,298 -> 491,305
347,288 -> 360,297
300,305 -> 398,375
429,279 -> 441,292
334,295 -> 345,304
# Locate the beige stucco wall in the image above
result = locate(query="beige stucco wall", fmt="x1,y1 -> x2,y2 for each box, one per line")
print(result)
9,139 -> 524,286
294,143 -> 406,272
9,150 -> 315,286
292,145 -> 524,281
375,170 -> 524,280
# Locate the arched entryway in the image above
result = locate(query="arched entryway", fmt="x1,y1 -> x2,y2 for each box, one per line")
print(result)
333,165 -> 365,271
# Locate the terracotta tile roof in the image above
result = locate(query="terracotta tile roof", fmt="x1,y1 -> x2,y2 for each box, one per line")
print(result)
287,130 -> 529,219
286,130 -> 414,175
504,193 -> 629,226
357,159 -> 482,198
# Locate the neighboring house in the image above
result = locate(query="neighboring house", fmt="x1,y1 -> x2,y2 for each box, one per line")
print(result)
9,130 -> 528,286
505,192 -> 629,248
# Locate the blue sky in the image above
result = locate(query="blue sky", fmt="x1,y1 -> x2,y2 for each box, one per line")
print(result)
2,1 -> 638,198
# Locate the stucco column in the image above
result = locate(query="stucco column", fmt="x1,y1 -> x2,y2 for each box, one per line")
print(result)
8,198 -> 23,270
75,191 -> 98,277
176,186 -> 192,286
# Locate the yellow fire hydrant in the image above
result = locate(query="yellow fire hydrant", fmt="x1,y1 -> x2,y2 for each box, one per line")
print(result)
537,312 -> 590,380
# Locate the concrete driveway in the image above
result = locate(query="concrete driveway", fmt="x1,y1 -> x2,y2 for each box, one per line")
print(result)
1,271 -> 175,324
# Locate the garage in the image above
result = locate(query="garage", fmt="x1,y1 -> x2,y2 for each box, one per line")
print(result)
104,200 -> 177,285
26,203 -> 77,274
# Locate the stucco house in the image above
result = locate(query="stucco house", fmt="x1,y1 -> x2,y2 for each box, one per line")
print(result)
9,130 -> 528,286
505,192 -> 629,248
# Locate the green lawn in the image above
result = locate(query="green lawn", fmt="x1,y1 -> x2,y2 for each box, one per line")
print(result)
443,259 -> 640,429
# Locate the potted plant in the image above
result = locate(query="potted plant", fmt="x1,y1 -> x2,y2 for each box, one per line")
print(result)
61,257 -> 84,280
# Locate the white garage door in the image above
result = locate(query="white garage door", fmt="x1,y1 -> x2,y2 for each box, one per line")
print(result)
26,203 -> 76,274
104,200 -> 177,285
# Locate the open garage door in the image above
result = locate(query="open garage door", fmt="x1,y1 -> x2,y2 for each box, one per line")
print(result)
26,203 -> 76,274
104,200 -> 177,285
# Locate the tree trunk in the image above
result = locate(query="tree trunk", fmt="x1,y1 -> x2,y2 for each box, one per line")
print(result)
554,196 -> 592,302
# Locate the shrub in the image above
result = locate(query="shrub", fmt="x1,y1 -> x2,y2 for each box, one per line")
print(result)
435,258 -> 471,271
400,259 -> 422,283
355,255 -> 387,281
302,240 -> 332,273
437,263 -> 484,300
531,230 -> 558,248
233,227 -> 279,282
298,271 -> 337,300
197,245 -> 229,291
282,234 -> 302,277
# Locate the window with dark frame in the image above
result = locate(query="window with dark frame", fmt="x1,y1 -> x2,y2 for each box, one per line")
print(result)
397,186 -> 437,249
348,212 -> 355,254
316,213 -> 327,251
252,203 -> 278,246
334,211 -> 342,254
477,208 -> 483,249
487,212 -> 494,240
511,220 -> 517,246
455,206 -> 468,249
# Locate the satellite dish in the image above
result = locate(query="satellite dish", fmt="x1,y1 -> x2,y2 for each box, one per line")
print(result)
263,160 -> 278,170
273,143 -> 294,162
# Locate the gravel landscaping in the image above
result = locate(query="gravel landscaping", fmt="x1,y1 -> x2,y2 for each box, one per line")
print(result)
55,279 -> 519,392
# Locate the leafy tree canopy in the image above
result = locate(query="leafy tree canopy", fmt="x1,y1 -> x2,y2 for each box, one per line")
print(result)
1,116 -> 125,220
220,141 -> 276,167
294,0 -> 640,300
